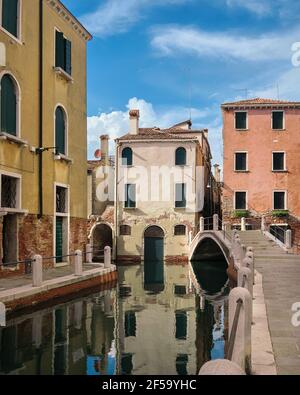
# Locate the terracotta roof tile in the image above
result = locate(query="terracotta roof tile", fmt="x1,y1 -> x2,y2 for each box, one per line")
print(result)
117,127 -> 204,141
222,97 -> 300,107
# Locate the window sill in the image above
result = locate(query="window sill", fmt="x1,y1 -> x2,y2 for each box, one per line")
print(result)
234,170 -> 249,173
0,132 -> 28,146
53,67 -> 73,83
272,129 -> 285,131
0,207 -> 28,215
53,153 -> 73,164
0,26 -> 23,45
272,170 -> 288,173
124,207 -> 136,210
235,129 -> 248,131
174,206 -> 187,210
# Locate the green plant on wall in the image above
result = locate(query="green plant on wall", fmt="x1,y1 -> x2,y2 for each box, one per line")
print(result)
272,210 -> 289,218
233,210 -> 249,218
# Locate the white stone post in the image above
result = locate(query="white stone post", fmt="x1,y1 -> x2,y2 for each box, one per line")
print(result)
86,243 -> 92,263
199,359 -> 246,375
232,229 -> 238,243
285,230 -> 292,249
213,214 -> 219,231
246,246 -> 253,253
104,246 -> 111,268
229,287 -> 252,373
74,301 -> 83,330
200,217 -> 205,233
261,216 -> 266,231
74,250 -> 83,276
238,267 -> 253,298
32,255 -> 43,287
241,217 -> 246,232
32,314 -> 43,348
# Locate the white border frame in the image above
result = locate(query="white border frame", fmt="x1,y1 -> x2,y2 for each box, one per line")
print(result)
272,110 -> 285,131
54,103 -> 68,157
234,151 -> 248,172
0,71 -> 21,138
53,26 -> 72,78
234,190 -> 248,210
0,0 -> 23,44
272,151 -> 286,171
53,182 -> 70,267
234,111 -> 248,131
175,146 -> 187,166
273,190 -> 287,210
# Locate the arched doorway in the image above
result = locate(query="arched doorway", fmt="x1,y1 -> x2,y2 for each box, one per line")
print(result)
92,223 -> 113,262
144,226 -> 165,292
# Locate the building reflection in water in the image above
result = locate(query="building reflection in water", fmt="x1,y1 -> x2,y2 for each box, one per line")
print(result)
0,261 -> 229,375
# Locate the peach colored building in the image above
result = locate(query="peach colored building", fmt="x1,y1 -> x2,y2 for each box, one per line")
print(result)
222,98 -> 300,243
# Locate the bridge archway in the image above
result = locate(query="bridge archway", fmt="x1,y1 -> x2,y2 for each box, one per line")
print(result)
189,232 -> 230,266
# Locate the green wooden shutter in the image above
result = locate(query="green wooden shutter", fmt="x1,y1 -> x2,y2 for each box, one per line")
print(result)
56,217 -> 63,263
65,39 -> 72,75
55,107 -> 65,154
2,0 -> 18,37
55,31 -> 65,69
1,75 -> 17,136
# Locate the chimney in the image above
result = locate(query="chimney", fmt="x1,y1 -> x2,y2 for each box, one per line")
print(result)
100,134 -> 109,165
203,129 -> 208,139
129,109 -> 139,135
214,164 -> 220,182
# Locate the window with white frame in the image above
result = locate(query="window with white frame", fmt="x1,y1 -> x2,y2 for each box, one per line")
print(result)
235,191 -> 247,210
55,29 -> 72,76
272,111 -> 284,130
56,186 -> 67,213
273,191 -> 286,210
272,152 -> 285,171
1,0 -> 21,39
1,174 -> 20,208
235,152 -> 247,171
0,73 -> 20,137
235,112 -> 247,130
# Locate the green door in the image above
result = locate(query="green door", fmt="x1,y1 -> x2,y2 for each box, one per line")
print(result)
56,217 -> 63,263
144,226 -> 164,290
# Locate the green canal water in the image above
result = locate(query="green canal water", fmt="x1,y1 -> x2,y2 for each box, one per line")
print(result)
0,263 -> 229,375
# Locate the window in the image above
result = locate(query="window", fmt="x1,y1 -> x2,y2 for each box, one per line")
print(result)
1,0 -> 19,38
235,112 -> 247,130
272,152 -> 285,171
176,354 -> 188,375
175,147 -> 186,166
174,285 -> 187,295
1,174 -> 19,208
120,225 -> 131,236
175,183 -> 186,208
1,74 -> 18,136
273,191 -> 286,210
55,106 -> 66,155
125,311 -> 136,337
55,30 -> 72,76
235,152 -> 247,171
272,111 -> 284,130
56,186 -> 67,213
121,147 -> 132,166
174,225 -> 186,236
235,191 -> 247,210
124,184 -> 136,208
175,311 -> 187,340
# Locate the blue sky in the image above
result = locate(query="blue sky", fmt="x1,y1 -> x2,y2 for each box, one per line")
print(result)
62,0 -> 300,164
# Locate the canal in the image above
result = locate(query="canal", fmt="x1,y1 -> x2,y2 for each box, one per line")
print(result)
0,262 -> 229,375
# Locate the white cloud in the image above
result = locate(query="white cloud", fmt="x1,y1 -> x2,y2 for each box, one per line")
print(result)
225,0 -> 271,16
150,25 -> 300,62
88,97 -> 211,157
80,0 -> 190,38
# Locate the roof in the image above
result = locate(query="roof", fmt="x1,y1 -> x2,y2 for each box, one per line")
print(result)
222,98 -> 300,109
116,127 -> 206,142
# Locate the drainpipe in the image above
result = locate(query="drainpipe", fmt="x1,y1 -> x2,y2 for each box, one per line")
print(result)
114,142 -> 119,260
38,0 -> 43,219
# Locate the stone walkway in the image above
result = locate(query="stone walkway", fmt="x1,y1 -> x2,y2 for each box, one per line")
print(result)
0,263 -> 103,291
239,231 -> 300,375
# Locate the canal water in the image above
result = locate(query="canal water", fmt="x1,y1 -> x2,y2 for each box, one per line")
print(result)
0,262 -> 229,375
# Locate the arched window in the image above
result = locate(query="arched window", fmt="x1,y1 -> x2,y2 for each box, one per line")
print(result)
2,0 -> 19,38
175,147 -> 186,166
1,74 -> 17,136
174,225 -> 186,236
55,106 -> 66,155
122,147 -> 133,166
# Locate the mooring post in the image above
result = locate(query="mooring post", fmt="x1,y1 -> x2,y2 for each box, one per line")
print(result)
104,246 -> 111,268
85,243 -> 92,263
228,287 -> 252,374
74,250 -> 83,276
32,255 -> 43,287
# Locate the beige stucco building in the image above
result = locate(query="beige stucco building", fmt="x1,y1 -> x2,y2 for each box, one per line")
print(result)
114,110 -> 221,264
0,0 -> 91,276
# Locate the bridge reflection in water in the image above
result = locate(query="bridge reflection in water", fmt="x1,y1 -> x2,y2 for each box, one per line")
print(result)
0,259 -> 229,375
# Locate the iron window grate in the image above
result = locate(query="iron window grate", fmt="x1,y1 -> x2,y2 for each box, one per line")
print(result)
1,175 -> 17,208
56,186 -> 67,213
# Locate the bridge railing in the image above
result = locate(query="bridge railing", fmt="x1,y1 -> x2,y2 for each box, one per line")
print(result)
199,232 -> 254,376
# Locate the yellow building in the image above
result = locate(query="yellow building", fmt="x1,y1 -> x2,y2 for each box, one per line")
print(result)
0,0 -> 92,275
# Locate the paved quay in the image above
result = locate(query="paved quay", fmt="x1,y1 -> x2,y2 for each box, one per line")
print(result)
239,231 -> 300,375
